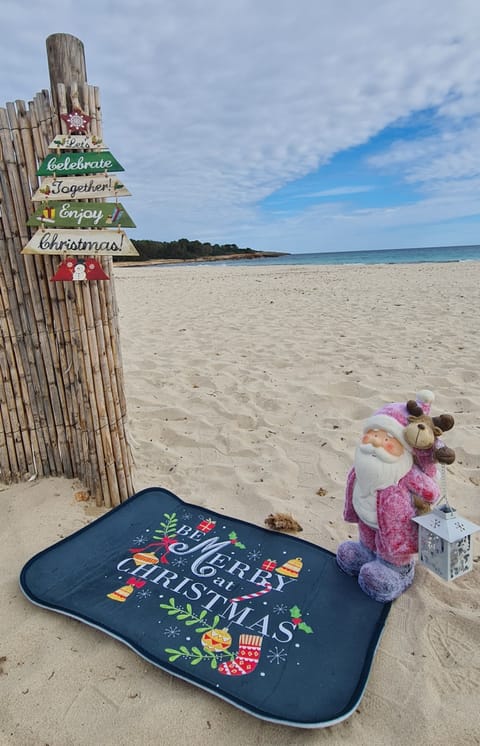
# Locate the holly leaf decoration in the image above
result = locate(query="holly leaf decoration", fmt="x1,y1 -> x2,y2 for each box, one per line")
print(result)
290,605 -> 302,618
228,531 -> 246,549
298,622 -> 313,634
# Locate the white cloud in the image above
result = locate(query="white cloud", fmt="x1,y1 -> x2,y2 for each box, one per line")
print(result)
292,187 -> 375,199
1,0 -> 480,249
369,122 -> 480,183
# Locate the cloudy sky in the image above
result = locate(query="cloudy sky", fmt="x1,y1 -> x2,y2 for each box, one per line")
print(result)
2,0 -> 480,253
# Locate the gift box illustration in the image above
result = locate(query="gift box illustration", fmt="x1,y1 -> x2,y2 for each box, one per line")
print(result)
196,518 -> 217,533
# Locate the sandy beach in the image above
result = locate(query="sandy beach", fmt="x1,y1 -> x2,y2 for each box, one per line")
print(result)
1,260 -> 480,745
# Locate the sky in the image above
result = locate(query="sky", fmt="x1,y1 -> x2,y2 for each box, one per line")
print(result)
1,0 -> 480,254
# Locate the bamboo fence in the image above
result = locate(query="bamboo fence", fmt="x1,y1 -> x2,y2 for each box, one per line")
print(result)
0,64 -> 134,507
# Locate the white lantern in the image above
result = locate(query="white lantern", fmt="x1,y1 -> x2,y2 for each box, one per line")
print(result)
413,505 -> 480,581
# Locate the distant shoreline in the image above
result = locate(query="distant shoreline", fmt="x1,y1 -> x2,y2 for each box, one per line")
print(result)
114,251 -> 287,267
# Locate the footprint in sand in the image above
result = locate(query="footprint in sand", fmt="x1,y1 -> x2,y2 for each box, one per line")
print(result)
427,617 -> 480,693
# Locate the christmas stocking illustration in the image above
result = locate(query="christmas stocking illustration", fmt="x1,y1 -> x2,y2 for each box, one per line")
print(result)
218,634 -> 263,676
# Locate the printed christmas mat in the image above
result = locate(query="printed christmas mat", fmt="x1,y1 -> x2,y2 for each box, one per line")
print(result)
19,487 -> 391,728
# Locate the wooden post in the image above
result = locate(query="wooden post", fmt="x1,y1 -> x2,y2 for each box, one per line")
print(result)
0,35 -> 134,505
46,34 -> 88,112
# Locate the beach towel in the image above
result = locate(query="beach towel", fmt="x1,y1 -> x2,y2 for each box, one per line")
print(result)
20,486 -> 391,728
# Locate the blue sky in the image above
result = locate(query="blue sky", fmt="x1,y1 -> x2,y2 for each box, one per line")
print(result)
1,1 -> 480,253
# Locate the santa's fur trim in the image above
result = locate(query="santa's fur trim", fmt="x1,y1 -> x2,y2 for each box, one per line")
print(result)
363,414 -> 412,451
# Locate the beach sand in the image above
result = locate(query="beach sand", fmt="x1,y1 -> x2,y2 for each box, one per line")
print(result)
1,261 -> 479,745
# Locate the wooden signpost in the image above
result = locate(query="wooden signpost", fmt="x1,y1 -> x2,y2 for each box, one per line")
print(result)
32,174 -> 131,201
48,133 -> 104,150
22,228 -> 139,256
26,104 -> 138,273
27,202 -> 135,228
37,151 -> 124,176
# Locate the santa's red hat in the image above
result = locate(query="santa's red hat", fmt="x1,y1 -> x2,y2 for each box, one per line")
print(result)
362,389 -> 434,451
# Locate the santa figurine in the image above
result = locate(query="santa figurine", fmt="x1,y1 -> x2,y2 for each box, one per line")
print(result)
336,390 -> 441,603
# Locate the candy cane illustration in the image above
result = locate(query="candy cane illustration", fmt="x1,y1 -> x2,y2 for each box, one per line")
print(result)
229,581 -> 272,604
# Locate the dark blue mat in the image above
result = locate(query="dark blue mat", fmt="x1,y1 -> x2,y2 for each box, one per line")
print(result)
20,487 -> 390,728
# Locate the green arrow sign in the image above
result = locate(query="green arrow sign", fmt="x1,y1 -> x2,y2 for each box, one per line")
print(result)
37,151 -> 124,176
27,202 -> 135,228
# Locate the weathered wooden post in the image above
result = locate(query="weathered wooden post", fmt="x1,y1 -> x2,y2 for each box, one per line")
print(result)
46,34 -> 88,112
0,34 -> 135,506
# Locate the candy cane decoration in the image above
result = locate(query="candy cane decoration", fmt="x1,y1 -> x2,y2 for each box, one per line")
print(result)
229,582 -> 272,604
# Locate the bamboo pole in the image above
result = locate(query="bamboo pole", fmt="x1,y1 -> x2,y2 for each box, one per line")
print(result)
7,100 -> 68,475
0,113 -> 50,475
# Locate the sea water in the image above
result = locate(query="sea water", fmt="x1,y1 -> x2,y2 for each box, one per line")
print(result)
215,244 -> 480,267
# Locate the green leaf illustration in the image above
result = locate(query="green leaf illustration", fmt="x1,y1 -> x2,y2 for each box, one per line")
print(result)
153,512 -> 178,540
298,622 -> 313,634
163,644 -> 232,667
290,605 -> 301,618
165,649 -> 182,662
160,597 -> 176,610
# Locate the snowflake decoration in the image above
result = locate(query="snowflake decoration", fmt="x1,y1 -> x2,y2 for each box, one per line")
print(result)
247,549 -> 261,561
164,625 -> 181,639
131,534 -> 149,546
136,588 -> 152,600
181,511 -> 192,521
272,603 -> 288,615
170,557 -> 188,568
267,646 -> 287,665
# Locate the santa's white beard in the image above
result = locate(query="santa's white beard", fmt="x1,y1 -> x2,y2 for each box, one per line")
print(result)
354,442 -> 413,497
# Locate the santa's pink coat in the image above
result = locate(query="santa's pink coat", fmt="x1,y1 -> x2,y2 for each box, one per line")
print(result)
343,465 -> 440,565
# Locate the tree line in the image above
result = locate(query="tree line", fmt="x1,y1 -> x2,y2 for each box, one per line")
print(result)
115,238 -> 256,262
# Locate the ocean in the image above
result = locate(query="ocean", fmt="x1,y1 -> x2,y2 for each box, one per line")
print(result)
215,244 -> 480,267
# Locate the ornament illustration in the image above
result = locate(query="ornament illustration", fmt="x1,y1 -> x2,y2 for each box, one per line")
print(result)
107,577 -> 146,603
132,551 -> 159,566
161,598 -> 236,669
218,635 -> 263,676
128,512 -> 178,564
201,628 -> 232,652
276,557 -> 303,578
